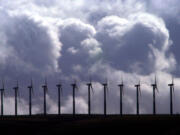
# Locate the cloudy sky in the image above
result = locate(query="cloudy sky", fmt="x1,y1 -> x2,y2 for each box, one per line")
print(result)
0,0 -> 180,115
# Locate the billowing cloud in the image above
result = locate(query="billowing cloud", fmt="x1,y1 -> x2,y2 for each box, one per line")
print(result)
95,13 -> 175,74
0,15 -> 61,78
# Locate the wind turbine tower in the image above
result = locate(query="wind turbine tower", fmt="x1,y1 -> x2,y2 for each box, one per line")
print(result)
134,81 -> 141,115
102,79 -> 108,116
86,78 -> 94,115
56,83 -> 62,115
168,78 -> 174,115
71,80 -> 78,116
118,80 -> 124,116
27,79 -> 34,116
0,80 -> 5,116
13,81 -> 19,116
151,76 -> 158,115
42,79 -> 48,115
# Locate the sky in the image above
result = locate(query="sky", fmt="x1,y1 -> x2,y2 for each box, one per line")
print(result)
0,0 -> 180,115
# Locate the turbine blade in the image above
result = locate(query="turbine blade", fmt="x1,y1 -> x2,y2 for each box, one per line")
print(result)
45,78 -> 48,93
154,75 -> 159,93
32,86 -> 34,96
16,80 -> 19,97
121,75 -> 124,85
107,85 -> 109,94
139,86 -> 141,97
60,86 -> 63,96
75,80 -> 79,91
46,86 -> 48,93
18,90 -> 21,103
2,78 -> 4,90
122,85 -> 124,96
17,80 -> 19,88
31,79 -> 34,95
173,85 -> 175,93
1,79 -> 5,96
89,76 -> 92,84
172,76 -> 174,85
3,90 -> 5,97
90,84 -> 94,94
155,75 -> 157,85
17,87 -> 20,99
173,86 -> 175,101
45,78 -> 47,86
156,87 -> 159,93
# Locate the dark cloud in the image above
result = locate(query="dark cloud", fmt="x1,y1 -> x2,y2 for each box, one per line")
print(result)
0,15 -> 60,77
58,19 -> 99,78
95,14 -> 173,74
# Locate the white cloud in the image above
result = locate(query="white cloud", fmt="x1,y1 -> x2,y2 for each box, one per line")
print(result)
81,38 -> 102,57
67,47 -> 79,54
62,96 -> 88,114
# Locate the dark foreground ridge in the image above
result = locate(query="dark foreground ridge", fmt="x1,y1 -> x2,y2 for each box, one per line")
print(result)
0,114 -> 180,135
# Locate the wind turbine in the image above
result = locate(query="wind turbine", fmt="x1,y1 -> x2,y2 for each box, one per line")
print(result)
42,79 -> 48,115
13,81 -> 19,116
86,78 -> 94,115
0,79 -> 5,116
27,79 -> 34,116
71,80 -> 78,116
118,79 -> 124,116
134,81 -> 141,115
168,77 -> 174,115
151,76 -> 159,115
56,83 -> 62,115
102,79 -> 108,116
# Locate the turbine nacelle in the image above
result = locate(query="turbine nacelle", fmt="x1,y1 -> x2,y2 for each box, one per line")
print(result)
0,80 -> 5,91
56,84 -> 63,94
151,84 -> 158,90
56,84 -> 62,88
168,84 -> 174,87
13,86 -> 18,91
42,85 -> 47,89
86,83 -> 92,86
168,78 -> 174,92
102,83 -> 108,87
71,83 -> 77,88
0,88 -> 4,91
134,84 -> 140,87
118,84 -> 124,87
135,81 -> 141,96
27,86 -> 32,89
42,78 -> 48,90
168,78 -> 174,87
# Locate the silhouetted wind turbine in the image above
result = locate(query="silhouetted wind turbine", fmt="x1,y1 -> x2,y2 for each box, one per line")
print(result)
135,81 -> 141,115
102,79 -> 108,116
56,83 -> 62,115
118,79 -> 124,116
168,77 -> 174,115
0,79 -> 5,116
71,80 -> 78,116
42,79 -> 48,115
151,76 -> 159,115
13,81 -> 19,116
27,79 -> 34,116
86,78 -> 94,115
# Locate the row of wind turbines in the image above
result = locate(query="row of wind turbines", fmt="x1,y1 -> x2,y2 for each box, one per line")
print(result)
0,77 -> 175,116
